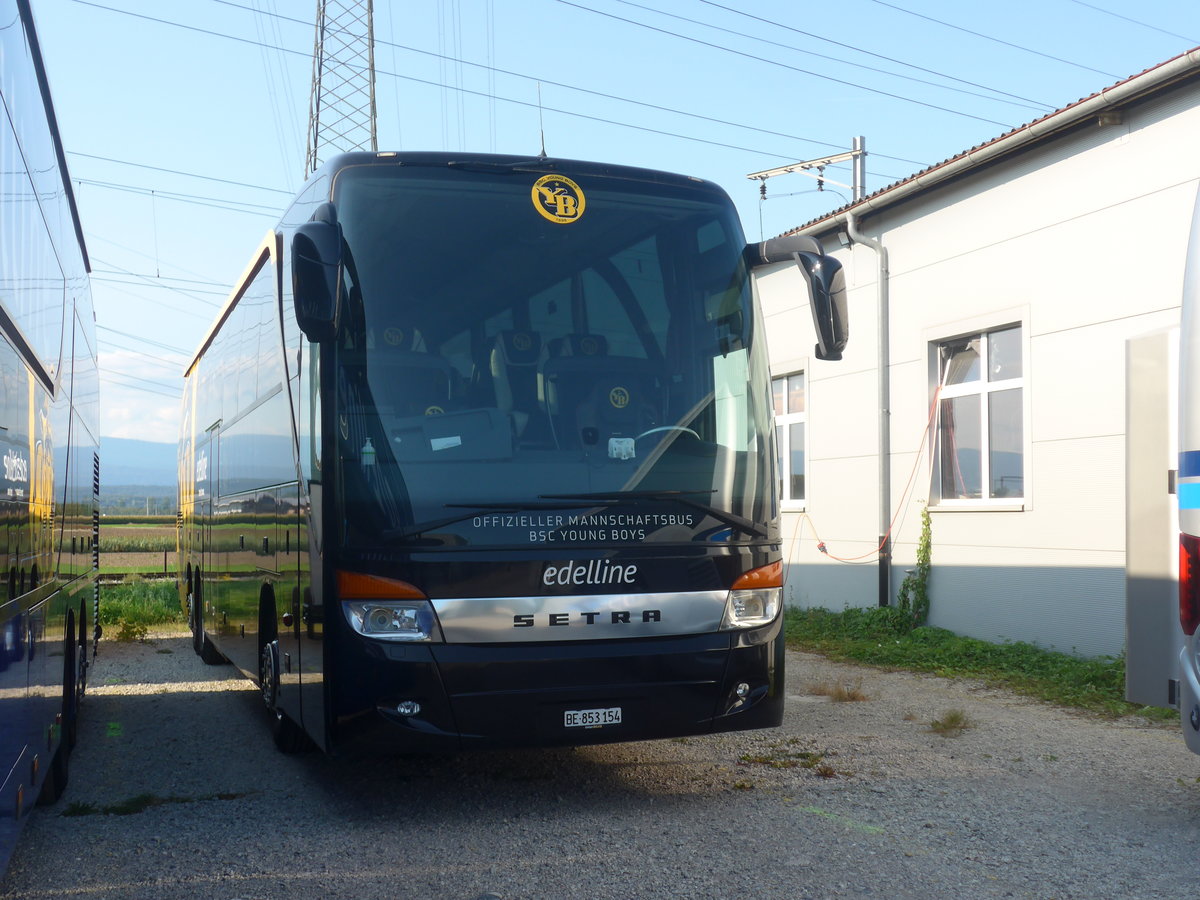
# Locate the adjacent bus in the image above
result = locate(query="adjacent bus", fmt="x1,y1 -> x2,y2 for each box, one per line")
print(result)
178,151 -> 845,754
0,0 -> 101,871
1176,186 -> 1200,753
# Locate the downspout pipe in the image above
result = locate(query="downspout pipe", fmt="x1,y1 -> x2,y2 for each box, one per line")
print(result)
844,213 -> 891,607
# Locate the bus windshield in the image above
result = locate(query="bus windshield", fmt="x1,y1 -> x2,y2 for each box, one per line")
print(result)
330,162 -> 776,549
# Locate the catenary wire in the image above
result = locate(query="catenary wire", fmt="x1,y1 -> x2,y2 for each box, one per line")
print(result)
97,324 -> 192,356
79,0 -> 927,174
76,178 -> 285,216
1065,0 -> 1199,43
555,0 -> 1016,128
696,0 -> 1057,109
862,0 -> 1120,77
100,370 -> 182,399
608,0 -> 1053,113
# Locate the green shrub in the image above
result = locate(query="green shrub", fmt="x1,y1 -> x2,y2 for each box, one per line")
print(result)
101,578 -> 183,640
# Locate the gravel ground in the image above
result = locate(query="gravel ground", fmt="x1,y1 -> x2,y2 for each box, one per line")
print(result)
2,629 -> 1199,900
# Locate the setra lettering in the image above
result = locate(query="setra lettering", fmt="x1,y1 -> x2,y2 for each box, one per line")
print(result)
511,609 -> 664,628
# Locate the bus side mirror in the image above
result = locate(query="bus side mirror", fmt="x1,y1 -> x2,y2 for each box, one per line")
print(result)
292,210 -> 343,343
748,235 -> 848,362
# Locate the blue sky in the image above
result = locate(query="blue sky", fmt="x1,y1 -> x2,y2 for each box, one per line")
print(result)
29,0 -> 1200,442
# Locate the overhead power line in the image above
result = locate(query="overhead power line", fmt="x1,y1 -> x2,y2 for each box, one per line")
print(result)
97,324 -> 192,356
212,0 -> 922,170
862,0 -> 1120,78
90,256 -> 224,311
1065,0 -> 1199,43
71,0 -> 926,174
86,232 -> 225,287
611,0 -> 1052,112
92,269 -> 229,289
555,0 -> 1016,129
92,277 -> 228,298
67,149 -> 294,195
100,370 -> 181,399
98,338 -> 189,369
76,177 -> 284,217
696,0 -> 1055,109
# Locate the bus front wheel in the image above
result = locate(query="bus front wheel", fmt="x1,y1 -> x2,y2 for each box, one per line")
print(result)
259,639 -> 306,753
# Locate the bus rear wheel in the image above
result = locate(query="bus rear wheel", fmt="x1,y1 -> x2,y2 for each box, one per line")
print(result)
259,640 -> 306,753
40,613 -> 76,806
192,599 -> 224,665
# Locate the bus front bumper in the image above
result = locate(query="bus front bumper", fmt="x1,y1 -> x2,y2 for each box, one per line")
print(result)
333,617 -> 785,754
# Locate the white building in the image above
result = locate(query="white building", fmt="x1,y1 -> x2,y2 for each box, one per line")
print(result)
757,48 -> 1200,658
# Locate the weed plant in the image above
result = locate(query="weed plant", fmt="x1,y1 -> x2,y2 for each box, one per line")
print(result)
785,606 -> 1169,720
101,577 -> 183,641
929,708 -> 972,736
808,679 -> 869,702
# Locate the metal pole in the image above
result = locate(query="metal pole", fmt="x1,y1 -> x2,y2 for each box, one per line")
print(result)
852,136 -> 867,202
845,213 -> 891,607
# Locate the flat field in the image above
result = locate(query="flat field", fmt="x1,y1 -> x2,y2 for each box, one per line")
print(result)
100,521 -> 176,575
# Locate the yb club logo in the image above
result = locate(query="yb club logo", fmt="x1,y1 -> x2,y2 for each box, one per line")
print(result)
532,175 -> 586,224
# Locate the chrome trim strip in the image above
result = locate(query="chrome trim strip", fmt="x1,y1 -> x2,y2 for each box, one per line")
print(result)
431,590 -> 728,643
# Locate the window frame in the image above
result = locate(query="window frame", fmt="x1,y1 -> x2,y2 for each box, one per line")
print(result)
772,371 -> 807,510
930,320 -> 1027,510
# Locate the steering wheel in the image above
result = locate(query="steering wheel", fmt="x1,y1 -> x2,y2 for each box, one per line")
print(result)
636,425 -> 700,441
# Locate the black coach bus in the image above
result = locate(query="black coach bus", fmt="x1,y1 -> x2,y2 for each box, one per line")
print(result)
178,151 -> 845,754
0,0 -> 101,872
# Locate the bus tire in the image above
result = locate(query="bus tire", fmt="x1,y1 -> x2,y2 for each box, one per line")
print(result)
40,613 -> 76,805
75,602 -> 88,698
188,591 -> 200,655
37,743 -> 68,807
194,602 -> 225,666
61,612 -> 79,751
259,639 -> 306,753
199,633 -> 225,666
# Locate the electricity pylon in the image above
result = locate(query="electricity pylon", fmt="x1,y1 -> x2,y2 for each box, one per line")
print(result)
305,0 -> 377,176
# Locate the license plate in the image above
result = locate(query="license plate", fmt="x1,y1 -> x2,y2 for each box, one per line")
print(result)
564,707 -> 622,728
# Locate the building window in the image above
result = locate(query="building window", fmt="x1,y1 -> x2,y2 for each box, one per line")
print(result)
935,325 -> 1023,503
773,373 -> 805,506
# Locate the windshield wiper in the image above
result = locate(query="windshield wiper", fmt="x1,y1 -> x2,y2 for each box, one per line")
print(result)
538,490 -> 768,539
445,158 -> 555,174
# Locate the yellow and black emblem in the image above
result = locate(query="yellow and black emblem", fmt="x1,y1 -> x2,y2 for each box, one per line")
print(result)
532,175 -> 586,224
608,387 -> 630,409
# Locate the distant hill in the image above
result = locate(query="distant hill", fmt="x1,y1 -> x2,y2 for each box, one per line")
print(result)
101,437 -> 176,488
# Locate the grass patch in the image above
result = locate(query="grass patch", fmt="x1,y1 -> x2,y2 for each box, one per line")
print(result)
739,738 -> 831,770
929,709 -> 972,737
101,577 -> 183,641
808,679 -> 869,702
785,606 -> 1172,720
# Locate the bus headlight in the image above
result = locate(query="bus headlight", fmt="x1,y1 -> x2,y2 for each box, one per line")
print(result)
343,600 -> 444,642
720,560 -> 784,630
720,588 -> 781,630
